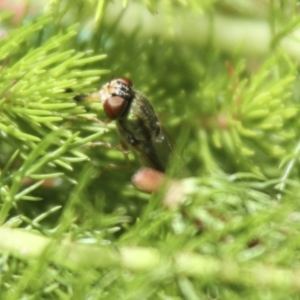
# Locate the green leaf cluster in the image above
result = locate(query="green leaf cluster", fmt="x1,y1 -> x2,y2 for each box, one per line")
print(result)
1,1 -> 300,299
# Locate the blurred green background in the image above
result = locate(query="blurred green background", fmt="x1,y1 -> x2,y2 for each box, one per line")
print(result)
1,0 -> 300,299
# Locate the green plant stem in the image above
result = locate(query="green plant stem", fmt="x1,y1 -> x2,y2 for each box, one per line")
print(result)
277,139 -> 300,200
1,227 -> 300,291
105,2 -> 300,61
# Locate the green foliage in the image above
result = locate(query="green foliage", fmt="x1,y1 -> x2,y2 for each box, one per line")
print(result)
1,0 -> 300,299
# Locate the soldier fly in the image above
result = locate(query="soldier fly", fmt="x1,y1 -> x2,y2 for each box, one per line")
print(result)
75,77 -> 173,172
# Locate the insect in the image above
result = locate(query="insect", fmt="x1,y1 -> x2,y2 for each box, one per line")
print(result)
76,77 -> 173,172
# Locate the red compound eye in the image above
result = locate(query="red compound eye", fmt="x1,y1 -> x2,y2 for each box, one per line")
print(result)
115,77 -> 133,87
104,96 -> 127,120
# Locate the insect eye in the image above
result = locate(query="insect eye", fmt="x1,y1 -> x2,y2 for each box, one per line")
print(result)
104,96 -> 128,120
116,77 -> 133,87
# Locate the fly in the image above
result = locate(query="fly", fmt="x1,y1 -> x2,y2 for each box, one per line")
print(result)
75,77 -> 173,172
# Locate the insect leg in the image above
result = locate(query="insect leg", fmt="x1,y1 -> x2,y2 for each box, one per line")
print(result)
82,140 -> 133,171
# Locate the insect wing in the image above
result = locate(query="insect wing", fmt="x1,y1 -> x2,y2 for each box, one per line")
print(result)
118,123 -> 173,172
117,91 -> 173,172
146,124 -> 173,171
